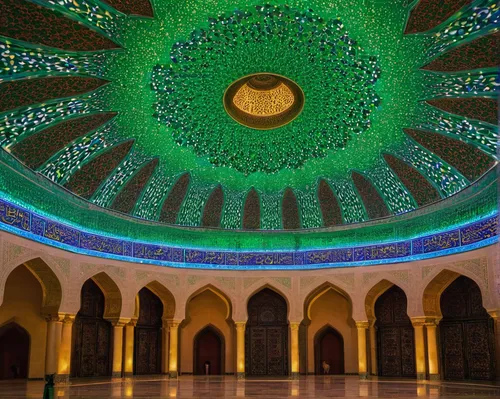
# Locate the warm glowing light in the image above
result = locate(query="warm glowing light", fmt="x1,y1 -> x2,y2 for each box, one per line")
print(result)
233,82 -> 295,117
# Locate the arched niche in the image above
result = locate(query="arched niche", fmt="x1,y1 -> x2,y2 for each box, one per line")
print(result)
134,280 -> 176,321
0,322 -> 30,379
314,325 -> 344,375
193,324 -> 225,375
246,288 -> 288,376
0,264 -> 53,379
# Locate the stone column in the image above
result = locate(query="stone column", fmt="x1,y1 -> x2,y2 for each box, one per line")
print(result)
45,316 -> 63,378
111,319 -> 128,378
411,318 -> 427,380
123,320 -> 136,377
235,322 -> 246,379
425,318 -> 441,380
488,310 -> 500,381
369,320 -> 377,376
356,321 -> 369,379
290,322 -> 300,379
56,315 -> 76,383
162,321 -> 170,375
168,321 -> 181,378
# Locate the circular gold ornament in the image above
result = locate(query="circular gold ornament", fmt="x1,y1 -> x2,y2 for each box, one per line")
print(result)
224,73 -> 305,130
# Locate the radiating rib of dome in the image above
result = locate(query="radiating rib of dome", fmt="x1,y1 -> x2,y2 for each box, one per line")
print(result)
201,185 -> 224,228
426,98 -> 498,125
0,0 -> 118,51
404,128 -> 496,182
282,188 -> 300,230
0,77 -> 109,113
158,173 -> 190,224
404,0 -> 470,34
383,154 -> 441,207
10,113 -> 116,170
423,32 -> 500,72
318,180 -> 343,227
351,172 -> 390,219
110,158 -> 159,214
64,140 -> 134,199
102,0 -> 153,17
243,188 -> 260,230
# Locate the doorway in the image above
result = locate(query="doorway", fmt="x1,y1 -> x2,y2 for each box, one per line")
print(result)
194,326 -> 223,375
315,326 -> 344,375
0,323 -> 29,379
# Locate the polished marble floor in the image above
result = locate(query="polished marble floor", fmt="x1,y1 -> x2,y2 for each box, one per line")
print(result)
0,376 -> 499,398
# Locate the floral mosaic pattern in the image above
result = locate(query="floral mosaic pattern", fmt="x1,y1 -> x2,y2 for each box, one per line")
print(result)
10,113 -> 116,169
0,76 -> 108,113
0,0 -> 497,232
405,129 -> 496,182
426,97 -> 498,125
65,139 -> 134,199
110,158 -> 159,214
383,153 -> 440,207
0,0 -> 119,51
152,4 -> 380,174
405,0 -> 471,34
201,185 -> 224,228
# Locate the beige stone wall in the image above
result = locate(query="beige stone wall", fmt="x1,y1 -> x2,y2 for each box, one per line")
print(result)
0,265 -> 47,379
0,231 -> 498,378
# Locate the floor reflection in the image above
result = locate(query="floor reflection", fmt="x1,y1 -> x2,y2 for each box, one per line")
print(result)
1,376 -> 499,398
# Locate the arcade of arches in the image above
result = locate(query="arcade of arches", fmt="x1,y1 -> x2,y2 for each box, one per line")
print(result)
0,238 -> 498,384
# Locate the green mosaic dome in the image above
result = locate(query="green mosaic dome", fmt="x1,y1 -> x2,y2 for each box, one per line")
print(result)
0,0 -> 498,230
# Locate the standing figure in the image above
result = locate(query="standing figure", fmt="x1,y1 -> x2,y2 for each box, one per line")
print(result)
322,361 -> 330,374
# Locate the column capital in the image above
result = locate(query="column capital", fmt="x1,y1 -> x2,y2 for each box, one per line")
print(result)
167,319 -> 182,328
289,321 -> 301,330
44,314 -> 65,323
109,317 -> 131,327
487,309 -> 500,320
235,321 -> 246,331
62,314 -> 76,324
410,316 -> 441,327
355,321 -> 369,329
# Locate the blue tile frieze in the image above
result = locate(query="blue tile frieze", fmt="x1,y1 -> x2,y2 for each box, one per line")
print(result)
0,198 -> 497,270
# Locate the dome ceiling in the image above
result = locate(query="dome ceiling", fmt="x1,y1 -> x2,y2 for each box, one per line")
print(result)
0,0 -> 498,231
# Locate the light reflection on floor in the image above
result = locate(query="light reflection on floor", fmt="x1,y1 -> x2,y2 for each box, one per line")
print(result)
1,376 -> 500,398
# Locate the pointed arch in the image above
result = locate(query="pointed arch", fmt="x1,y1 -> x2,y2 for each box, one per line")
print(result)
282,188 -> 300,230
304,282 -> 352,322
159,173 -> 190,223
317,179 -> 343,227
243,188 -> 260,230
134,280 -> 176,320
351,171 -> 390,219
85,272 -> 123,320
364,279 -> 396,321
185,284 -> 233,321
110,158 -> 159,214
201,185 -> 224,228
246,284 -> 290,318
65,139 -> 134,199
314,324 -> 344,375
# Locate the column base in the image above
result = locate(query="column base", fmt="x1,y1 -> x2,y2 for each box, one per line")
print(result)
169,371 -> 178,379
123,372 -> 133,378
429,374 -> 440,381
54,374 -> 70,384
112,372 -> 122,378
236,372 -> 245,380
416,373 -> 426,381
289,372 -> 300,380
358,372 -> 369,380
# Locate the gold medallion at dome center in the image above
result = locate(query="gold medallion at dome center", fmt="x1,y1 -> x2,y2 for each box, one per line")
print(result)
224,73 -> 305,130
